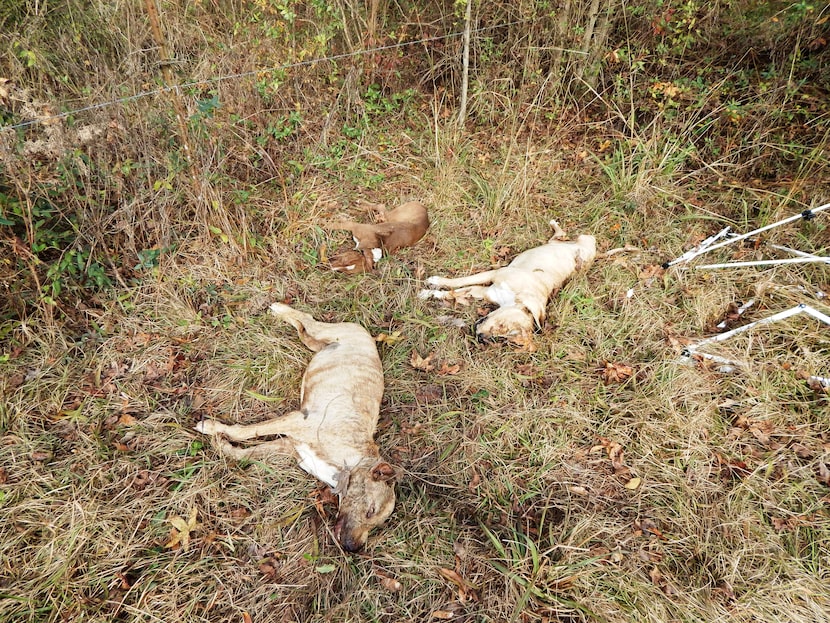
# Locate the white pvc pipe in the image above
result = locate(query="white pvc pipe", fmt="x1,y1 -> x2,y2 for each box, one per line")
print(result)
695,256 -> 830,270
692,203 -> 830,257
770,244 -> 830,265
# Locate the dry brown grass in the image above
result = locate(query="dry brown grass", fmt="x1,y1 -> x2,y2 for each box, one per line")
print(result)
2,1 -> 830,622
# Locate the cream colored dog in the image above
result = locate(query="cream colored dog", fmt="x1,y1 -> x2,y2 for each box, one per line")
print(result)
419,221 -> 596,348
195,303 -> 396,552
327,201 -> 429,273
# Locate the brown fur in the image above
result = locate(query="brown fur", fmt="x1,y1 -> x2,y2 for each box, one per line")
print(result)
195,303 -> 396,552
327,201 -> 429,272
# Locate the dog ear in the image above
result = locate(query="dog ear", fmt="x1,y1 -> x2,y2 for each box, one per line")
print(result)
369,222 -> 398,238
371,462 -> 397,482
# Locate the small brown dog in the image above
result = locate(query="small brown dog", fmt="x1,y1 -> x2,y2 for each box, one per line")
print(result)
195,303 -> 396,551
327,201 -> 429,273
419,220 -> 596,349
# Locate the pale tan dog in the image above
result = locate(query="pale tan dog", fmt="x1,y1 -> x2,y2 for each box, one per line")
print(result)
419,221 -> 596,348
195,303 -> 396,551
327,201 -> 429,273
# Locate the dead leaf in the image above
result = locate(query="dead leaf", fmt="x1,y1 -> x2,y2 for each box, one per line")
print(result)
639,264 -> 665,283
624,477 -> 642,490
601,361 -> 634,384
376,571 -> 403,592
431,611 -> 455,620
31,451 -> 52,462
634,518 -> 665,539
375,331 -> 403,345
818,463 -> 830,487
415,384 -> 444,404
437,361 -> 461,376
410,350 -> 435,372
242,612 -> 253,623
438,567 -> 479,602
165,507 -> 201,550
118,413 -> 137,426
595,437 -> 630,476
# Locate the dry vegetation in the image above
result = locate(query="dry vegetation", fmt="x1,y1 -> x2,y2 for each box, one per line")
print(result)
1,0 -> 829,621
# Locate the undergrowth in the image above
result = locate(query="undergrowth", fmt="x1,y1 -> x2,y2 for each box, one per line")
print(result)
1,0 -> 829,621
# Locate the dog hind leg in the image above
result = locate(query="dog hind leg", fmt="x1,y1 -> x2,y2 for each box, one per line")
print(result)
270,303 -> 334,351
214,437 -> 295,460
424,270 -> 498,289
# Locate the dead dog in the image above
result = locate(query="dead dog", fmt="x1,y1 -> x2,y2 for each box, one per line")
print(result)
195,303 -> 396,551
327,201 -> 429,273
419,220 -> 596,349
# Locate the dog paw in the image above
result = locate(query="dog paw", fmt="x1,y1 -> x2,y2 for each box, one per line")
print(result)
425,275 -> 442,286
269,302 -> 290,316
417,289 -> 435,300
195,419 -> 218,435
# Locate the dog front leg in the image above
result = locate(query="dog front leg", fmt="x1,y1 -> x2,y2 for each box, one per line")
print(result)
195,411 -> 306,441
418,284 -> 492,304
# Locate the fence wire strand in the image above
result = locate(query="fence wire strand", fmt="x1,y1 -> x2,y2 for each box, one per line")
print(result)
2,20 -> 534,131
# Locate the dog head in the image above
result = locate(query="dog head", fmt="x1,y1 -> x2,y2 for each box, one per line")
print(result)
475,305 -> 536,345
333,461 -> 397,552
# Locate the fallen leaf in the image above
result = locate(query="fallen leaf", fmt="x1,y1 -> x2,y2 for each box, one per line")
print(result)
242,612 -> 253,623
431,611 -> 455,620
315,563 -> 337,574
415,384 -> 444,404
375,331 -> 403,345
438,567 -> 479,602
624,477 -> 642,490
376,571 -> 403,592
601,361 -> 634,384
634,518 -> 665,539
117,413 -> 137,426
819,463 -> 830,487
639,264 -> 665,283
437,361 -> 462,376
165,507 -> 201,550
410,350 -> 435,372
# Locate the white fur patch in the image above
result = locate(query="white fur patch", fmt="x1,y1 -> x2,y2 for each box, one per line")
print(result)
487,282 -> 517,307
296,443 -> 338,487
371,248 -> 382,262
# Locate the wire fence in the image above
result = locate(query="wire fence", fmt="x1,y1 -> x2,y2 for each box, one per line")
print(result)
1,19 -> 548,132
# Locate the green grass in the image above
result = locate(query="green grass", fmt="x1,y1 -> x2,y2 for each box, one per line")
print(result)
2,1 -> 830,621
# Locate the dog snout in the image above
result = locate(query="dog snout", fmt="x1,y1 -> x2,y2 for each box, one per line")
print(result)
333,514 -> 367,552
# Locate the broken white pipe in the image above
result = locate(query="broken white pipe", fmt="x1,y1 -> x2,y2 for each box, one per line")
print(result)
669,202 -> 830,266
690,304 -> 830,352
716,299 -> 755,330
770,244 -> 830,265
695,256 -> 830,270
665,226 -> 732,267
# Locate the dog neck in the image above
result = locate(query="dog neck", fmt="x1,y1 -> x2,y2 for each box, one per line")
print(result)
295,443 -> 380,491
